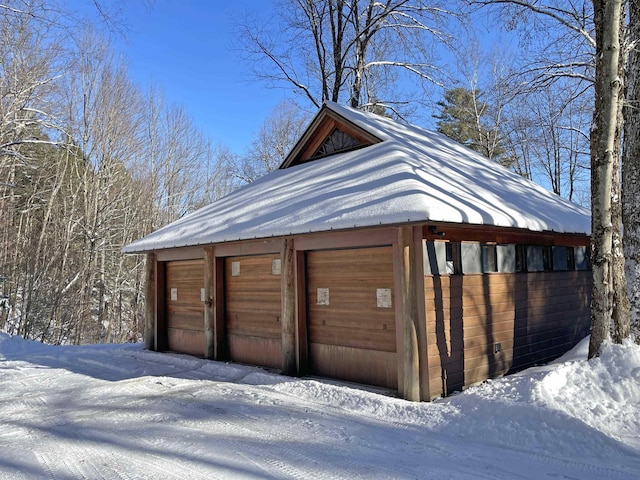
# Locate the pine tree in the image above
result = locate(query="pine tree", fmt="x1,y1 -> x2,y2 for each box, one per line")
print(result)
434,87 -> 512,167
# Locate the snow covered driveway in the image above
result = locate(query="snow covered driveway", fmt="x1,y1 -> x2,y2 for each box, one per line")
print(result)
0,334 -> 638,479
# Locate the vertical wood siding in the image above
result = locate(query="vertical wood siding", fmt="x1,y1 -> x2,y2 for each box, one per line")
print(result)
306,247 -> 397,388
224,254 -> 282,369
425,271 -> 591,397
165,260 -> 205,356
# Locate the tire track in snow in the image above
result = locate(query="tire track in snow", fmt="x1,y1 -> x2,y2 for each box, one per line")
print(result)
166,395 -> 410,479
222,381 -> 640,480
35,440 -> 213,480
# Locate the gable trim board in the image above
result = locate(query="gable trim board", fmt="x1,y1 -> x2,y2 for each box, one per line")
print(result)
126,102 -> 592,401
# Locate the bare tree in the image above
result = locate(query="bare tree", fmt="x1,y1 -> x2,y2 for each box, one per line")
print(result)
0,2 -> 236,345
502,84 -> 591,202
234,99 -> 309,183
468,0 -> 631,355
240,0 -> 453,112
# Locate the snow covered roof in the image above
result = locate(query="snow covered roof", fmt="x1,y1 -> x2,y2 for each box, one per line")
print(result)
123,101 -> 590,254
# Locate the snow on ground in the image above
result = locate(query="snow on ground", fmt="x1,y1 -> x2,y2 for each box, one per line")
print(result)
0,333 -> 638,479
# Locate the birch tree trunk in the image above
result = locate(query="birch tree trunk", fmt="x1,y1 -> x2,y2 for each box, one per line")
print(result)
589,0 -> 624,358
623,0 -> 640,341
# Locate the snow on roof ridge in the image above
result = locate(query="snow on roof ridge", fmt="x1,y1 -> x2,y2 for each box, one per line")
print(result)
123,102 -> 590,254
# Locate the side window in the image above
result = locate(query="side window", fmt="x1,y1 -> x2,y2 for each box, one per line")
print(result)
424,240 -> 459,275
482,244 -> 498,273
527,246 -> 544,272
516,245 -> 528,272
575,246 -> 591,270
445,242 -> 461,274
460,242 -> 482,274
543,246 -> 553,271
552,246 -> 575,271
497,244 -> 516,273
566,247 -> 576,270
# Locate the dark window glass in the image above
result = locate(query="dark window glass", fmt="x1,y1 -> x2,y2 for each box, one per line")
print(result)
543,246 -> 553,271
482,244 -> 498,272
312,128 -> 361,158
516,245 -> 527,272
566,247 -> 575,270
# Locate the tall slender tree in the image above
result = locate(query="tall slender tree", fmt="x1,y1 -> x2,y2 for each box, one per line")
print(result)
622,0 -> 640,341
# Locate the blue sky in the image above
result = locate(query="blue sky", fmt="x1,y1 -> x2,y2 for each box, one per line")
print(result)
70,1 -> 507,155
75,0 -> 285,154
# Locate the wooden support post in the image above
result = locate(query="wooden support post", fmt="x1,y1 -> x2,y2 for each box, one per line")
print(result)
398,226 -> 421,401
144,252 -> 156,351
203,246 -> 215,359
155,261 -> 167,352
281,238 -> 297,376
413,228 -> 430,401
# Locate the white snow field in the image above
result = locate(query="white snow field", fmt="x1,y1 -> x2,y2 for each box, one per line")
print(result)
0,333 -> 638,479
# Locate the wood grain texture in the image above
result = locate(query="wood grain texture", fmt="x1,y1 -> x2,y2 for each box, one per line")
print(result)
307,246 -> 397,388
165,260 -> 204,355
425,271 -> 591,397
225,254 -> 282,369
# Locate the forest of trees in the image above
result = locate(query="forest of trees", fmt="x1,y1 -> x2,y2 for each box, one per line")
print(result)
1,0 -> 637,351
0,1 -> 237,344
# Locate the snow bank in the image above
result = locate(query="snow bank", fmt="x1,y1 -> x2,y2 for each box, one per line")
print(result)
0,333 -> 638,479
536,338 -> 640,448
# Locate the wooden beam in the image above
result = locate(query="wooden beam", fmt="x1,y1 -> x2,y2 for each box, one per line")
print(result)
214,238 -> 282,257
203,246 -> 215,359
144,252 -> 156,351
413,228 -> 430,401
294,227 -> 395,251
396,226 -> 421,401
281,238 -> 297,375
156,246 -> 204,261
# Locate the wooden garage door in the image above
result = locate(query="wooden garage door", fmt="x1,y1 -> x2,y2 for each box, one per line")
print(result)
166,259 -> 204,356
225,254 -> 282,369
307,246 -> 397,389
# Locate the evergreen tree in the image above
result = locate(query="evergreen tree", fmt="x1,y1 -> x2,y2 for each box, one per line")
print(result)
434,87 -> 512,166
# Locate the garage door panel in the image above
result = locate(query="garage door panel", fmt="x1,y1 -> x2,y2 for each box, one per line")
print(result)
309,328 -> 397,352
165,260 -> 204,356
310,344 -> 398,389
227,315 -> 281,338
225,254 -> 282,369
227,335 -> 282,369
307,246 -> 396,388
167,310 -> 204,331
167,328 -> 204,357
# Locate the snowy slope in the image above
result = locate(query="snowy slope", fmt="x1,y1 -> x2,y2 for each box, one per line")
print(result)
0,333 -> 638,479
123,103 -> 590,253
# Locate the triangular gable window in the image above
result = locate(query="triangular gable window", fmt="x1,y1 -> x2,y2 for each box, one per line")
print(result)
311,127 -> 362,159
280,106 -> 382,169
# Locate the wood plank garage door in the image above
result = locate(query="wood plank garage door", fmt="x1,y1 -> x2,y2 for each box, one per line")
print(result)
166,259 -> 204,356
307,246 -> 397,389
225,254 -> 282,369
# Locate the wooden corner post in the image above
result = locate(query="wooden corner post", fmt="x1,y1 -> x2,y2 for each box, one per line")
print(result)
144,252 -> 156,351
397,226 -> 421,401
281,237 -> 297,376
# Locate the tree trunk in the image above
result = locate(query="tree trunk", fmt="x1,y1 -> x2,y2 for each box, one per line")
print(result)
610,3 -> 630,343
623,0 -> 640,341
589,0 -> 623,358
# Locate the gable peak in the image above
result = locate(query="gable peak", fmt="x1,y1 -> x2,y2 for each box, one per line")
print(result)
280,104 -> 381,169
